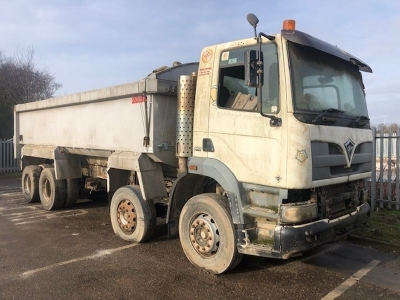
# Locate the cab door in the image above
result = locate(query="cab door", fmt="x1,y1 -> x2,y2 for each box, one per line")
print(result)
205,42 -> 286,188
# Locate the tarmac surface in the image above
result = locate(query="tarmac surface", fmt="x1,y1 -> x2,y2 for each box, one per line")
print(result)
1,176 -> 400,300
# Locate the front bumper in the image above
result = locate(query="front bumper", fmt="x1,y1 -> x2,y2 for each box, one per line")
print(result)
276,202 -> 370,258
238,202 -> 370,259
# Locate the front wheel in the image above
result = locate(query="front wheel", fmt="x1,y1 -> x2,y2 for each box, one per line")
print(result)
110,185 -> 157,242
179,193 -> 243,274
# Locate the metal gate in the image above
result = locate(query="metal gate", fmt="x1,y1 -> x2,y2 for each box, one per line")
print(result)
370,127 -> 400,211
0,138 -> 20,173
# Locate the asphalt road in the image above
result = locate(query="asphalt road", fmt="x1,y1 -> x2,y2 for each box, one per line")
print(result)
1,176 -> 400,300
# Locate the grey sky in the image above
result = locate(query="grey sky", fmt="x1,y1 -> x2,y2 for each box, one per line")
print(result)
1,0 -> 399,124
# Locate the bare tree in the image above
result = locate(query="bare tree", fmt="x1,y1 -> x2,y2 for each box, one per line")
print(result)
374,123 -> 400,134
0,47 -> 61,137
388,123 -> 399,133
376,123 -> 385,132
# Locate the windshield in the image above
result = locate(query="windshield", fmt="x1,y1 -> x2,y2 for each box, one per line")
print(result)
288,42 -> 369,125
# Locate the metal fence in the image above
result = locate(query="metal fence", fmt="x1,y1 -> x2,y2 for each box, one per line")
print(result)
0,138 -> 20,173
370,127 -> 400,211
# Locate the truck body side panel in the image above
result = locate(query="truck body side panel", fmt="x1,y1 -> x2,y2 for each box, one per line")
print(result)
17,96 -> 145,152
14,63 -> 200,170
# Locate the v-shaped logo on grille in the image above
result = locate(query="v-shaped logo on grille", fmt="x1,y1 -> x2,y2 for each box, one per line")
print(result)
343,138 -> 355,163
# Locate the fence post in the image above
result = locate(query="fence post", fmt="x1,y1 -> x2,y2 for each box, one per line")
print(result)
396,128 -> 400,210
379,127 -> 384,208
388,128 -> 392,209
371,127 -> 376,212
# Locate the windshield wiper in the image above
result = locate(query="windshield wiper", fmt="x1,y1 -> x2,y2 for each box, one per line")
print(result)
312,108 -> 344,124
354,115 -> 370,127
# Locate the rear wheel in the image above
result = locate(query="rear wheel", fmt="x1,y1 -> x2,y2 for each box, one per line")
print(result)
110,185 -> 157,242
64,179 -> 79,208
38,168 -> 66,210
21,165 -> 41,203
179,193 -> 243,274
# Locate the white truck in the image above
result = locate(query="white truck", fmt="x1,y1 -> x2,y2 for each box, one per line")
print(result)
14,15 -> 373,274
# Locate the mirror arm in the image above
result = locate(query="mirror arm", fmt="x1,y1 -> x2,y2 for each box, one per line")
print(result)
257,33 -> 281,127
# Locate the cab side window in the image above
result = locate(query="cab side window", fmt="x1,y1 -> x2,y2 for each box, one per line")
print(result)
217,44 -> 279,114
218,65 -> 257,110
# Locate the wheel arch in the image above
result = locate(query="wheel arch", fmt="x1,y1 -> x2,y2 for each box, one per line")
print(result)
21,145 -> 81,179
167,157 -> 247,237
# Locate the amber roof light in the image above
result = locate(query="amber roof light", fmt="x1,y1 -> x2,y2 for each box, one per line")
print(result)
283,19 -> 296,30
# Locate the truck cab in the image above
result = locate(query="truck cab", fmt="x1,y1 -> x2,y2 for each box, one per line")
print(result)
174,17 -> 372,272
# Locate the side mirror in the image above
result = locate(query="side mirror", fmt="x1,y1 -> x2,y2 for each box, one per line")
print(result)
245,50 -> 263,87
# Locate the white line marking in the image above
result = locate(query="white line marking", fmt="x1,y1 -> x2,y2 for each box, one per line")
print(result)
0,192 -> 22,196
13,210 -> 88,225
0,205 -> 40,213
21,243 -> 138,278
321,259 -> 381,300
7,210 -> 46,218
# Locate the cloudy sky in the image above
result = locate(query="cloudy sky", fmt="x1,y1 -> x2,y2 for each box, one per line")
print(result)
1,0 -> 399,125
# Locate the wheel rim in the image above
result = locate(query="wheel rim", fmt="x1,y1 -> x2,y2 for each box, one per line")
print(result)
23,175 -> 31,195
189,213 -> 220,257
117,199 -> 137,234
42,178 -> 52,205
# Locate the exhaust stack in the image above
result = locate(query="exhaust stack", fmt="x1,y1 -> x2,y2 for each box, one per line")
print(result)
176,72 -> 197,174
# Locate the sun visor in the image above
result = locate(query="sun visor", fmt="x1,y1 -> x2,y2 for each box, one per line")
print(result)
282,30 -> 372,73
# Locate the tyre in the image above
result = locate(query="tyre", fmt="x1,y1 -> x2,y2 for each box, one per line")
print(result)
110,185 -> 157,242
64,179 -> 79,208
21,165 -> 41,203
38,168 -> 66,210
39,164 -> 52,169
179,193 -> 243,274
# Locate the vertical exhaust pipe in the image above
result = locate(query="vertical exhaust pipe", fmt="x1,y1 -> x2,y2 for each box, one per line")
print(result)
176,72 -> 197,174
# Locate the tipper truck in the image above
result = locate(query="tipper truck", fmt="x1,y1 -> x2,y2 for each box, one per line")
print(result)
14,14 -> 373,274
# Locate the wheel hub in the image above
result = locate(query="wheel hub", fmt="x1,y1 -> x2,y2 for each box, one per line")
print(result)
42,178 -> 51,204
24,175 -> 31,195
117,199 -> 137,234
190,213 -> 220,256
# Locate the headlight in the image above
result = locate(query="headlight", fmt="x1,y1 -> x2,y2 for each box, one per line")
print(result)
280,202 -> 317,224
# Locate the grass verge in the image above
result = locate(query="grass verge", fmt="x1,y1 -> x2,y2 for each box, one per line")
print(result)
352,208 -> 400,248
